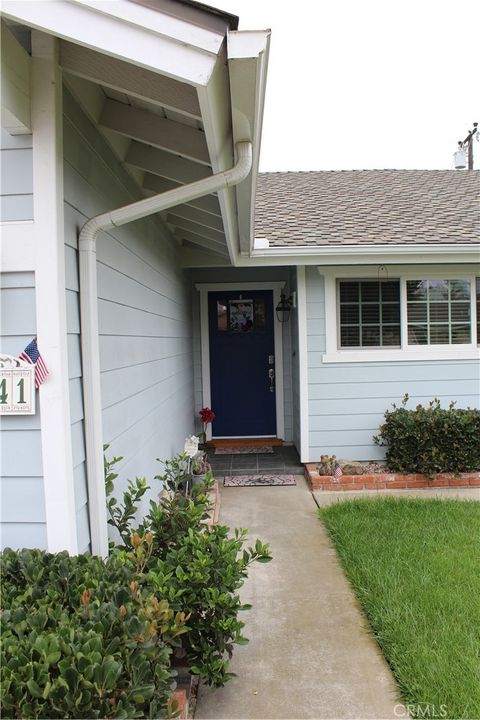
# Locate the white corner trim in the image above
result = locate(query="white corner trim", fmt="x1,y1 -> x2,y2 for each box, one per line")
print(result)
320,265 -> 480,364
296,266 -> 310,463
31,32 -> 78,554
196,282 -> 286,440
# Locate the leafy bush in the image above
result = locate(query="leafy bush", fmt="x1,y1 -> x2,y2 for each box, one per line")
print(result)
373,395 -> 480,476
106,451 -> 272,686
0,549 -> 187,719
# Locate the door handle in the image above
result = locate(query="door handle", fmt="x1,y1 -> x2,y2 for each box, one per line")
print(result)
268,368 -> 275,392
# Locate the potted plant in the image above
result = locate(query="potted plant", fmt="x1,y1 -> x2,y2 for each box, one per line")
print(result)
191,450 -> 212,486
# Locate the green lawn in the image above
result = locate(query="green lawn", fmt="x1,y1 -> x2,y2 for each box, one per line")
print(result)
319,498 -> 480,720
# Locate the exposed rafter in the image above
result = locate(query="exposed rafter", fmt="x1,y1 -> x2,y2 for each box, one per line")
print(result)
166,205 -> 224,232
99,99 -> 210,165
173,228 -> 229,256
167,215 -> 226,244
142,173 -> 222,216
126,141 -> 212,184
60,41 -> 201,119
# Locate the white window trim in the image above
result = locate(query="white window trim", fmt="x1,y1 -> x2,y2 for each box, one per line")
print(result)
321,265 -> 480,363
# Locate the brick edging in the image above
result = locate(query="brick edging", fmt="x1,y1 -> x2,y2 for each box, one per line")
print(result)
304,464 -> 480,491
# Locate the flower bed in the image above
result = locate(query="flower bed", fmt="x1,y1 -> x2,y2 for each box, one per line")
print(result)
305,464 -> 480,491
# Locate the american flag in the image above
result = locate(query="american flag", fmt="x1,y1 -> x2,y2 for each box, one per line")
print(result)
334,463 -> 343,479
19,338 -> 49,389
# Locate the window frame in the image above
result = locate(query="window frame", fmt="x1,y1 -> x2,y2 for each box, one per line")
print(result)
322,266 -> 480,363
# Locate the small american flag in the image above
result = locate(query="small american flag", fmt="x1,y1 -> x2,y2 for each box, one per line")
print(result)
334,463 -> 343,479
19,338 -> 49,389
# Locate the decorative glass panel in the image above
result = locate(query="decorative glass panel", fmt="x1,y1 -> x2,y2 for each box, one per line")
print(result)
229,299 -> 254,333
217,302 -> 227,331
407,279 -> 471,345
338,279 -> 401,348
254,298 -> 266,331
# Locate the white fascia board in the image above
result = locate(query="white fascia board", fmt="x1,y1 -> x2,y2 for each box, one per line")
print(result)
228,30 -> 270,257
242,243 -> 480,266
1,0 -> 220,86
197,52 -> 239,265
70,0 -> 225,55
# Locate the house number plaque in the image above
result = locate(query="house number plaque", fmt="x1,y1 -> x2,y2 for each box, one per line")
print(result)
0,354 -> 35,415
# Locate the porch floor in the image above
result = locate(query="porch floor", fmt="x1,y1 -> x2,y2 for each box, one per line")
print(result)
207,444 -> 303,478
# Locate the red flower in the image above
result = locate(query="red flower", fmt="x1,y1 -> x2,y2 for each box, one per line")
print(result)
199,407 -> 215,424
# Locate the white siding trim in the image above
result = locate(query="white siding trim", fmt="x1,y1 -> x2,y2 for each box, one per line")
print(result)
321,265 -> 480,364
195,281 -> 286,440
296,266 -> 310,463
32,32 -> 78,554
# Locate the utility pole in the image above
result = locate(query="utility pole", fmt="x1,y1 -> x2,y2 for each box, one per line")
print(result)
455,122 -> 478,169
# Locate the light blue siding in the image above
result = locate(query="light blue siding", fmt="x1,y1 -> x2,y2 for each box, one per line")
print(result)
190,267 -> 294,443
306,268 -> 480,461
0,272 -> 46,549
0,130 -> 33,221
63,88 -> 195,534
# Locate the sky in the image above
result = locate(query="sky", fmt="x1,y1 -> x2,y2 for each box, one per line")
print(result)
215,0 -> 479,172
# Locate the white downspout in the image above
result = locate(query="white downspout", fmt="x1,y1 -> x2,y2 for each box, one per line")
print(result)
79,141 -> 252,556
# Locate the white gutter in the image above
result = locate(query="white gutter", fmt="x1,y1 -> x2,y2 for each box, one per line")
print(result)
79,141 -> 252,557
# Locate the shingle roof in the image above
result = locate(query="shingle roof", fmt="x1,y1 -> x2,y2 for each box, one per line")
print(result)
254,170 -> 480,247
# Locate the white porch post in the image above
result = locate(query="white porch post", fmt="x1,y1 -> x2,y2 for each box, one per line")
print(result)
296,266 -> 310,463
31,31 -> 78,554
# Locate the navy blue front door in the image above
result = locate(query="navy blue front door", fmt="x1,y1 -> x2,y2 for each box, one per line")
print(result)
208,290 -> 276,437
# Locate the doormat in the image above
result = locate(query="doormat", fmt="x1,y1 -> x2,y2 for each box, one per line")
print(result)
215,446 -> 274,455
224,474 -> 296,487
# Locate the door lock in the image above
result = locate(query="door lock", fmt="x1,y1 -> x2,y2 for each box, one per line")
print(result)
268,368 -> 275,392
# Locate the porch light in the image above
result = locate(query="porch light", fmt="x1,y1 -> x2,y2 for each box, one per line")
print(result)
276,293 -> 294,323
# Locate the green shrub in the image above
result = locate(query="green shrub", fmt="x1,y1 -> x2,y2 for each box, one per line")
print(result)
373,395 -> 480,476
106,451 -> 272,686
0,549 -> 187,719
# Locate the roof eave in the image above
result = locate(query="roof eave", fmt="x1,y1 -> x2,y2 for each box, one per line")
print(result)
238,242 -> 480,266
227,30 -> 271,259
0,0 -> 223,85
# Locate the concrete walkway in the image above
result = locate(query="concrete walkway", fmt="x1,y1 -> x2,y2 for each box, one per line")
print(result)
195,477 -> 403,720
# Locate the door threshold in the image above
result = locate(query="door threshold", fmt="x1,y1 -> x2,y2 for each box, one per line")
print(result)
208,437 -> 284,448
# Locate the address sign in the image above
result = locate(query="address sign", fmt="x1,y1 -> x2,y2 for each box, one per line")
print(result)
0,354 -> 35,415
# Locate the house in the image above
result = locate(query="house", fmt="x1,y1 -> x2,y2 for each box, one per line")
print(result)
1,1 -> 479,558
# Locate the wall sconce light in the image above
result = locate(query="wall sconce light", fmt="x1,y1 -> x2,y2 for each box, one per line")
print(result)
276,292 -> 296,323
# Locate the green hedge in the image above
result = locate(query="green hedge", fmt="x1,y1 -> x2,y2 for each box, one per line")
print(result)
0,549 -> 187,719
373,395 -> 480,476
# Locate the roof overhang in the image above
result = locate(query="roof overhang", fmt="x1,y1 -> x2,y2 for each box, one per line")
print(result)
236,243 -> 480,267
1,0 -> 270,264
